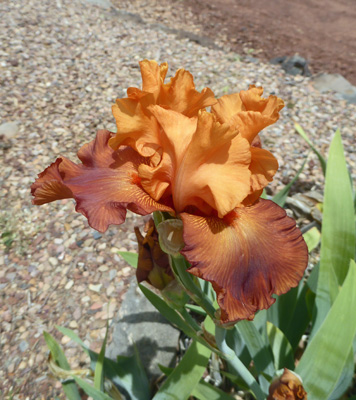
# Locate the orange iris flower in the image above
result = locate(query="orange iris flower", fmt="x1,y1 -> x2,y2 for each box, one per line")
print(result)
31,60 -> 308,324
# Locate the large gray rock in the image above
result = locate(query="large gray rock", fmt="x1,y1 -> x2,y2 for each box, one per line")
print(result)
311,73 -> 356,104
107,278 -> 180,380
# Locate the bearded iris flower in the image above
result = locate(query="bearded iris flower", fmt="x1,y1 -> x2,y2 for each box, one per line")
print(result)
31,60 -> 308,325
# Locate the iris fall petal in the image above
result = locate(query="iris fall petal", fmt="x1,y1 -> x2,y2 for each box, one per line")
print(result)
31,130 -> 173,232
180,199 -> 308,324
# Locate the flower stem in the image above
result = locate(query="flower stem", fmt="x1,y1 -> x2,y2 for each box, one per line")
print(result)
215,327 -> 265,400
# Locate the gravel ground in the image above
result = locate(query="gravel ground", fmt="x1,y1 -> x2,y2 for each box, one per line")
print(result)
1,0 -> 355,398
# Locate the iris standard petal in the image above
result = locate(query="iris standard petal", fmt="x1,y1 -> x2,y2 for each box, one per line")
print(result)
212,86 -> 284,144
161,68 -> 216,117
180,199 -> 308,324
31,130 -> 173,232
138,106 -> 197,201
249,147 -> 279,192
139,107 -> 252,216
109,98 -> 160,158
110,61 -> 215,159
173,110 -> 252,216
140,59 -> 168,97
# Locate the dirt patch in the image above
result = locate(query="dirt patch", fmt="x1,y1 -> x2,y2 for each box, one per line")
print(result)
177,0 -> 356,85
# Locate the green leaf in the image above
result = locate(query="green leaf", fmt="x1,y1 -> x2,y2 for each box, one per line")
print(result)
56,325 -> 88,353
139,284 -> 219,355
139,284 -> 196,337
283,284 -> 313,350
313,131 -> 356,335
296,260 -> 356,399
114,346 -> 150,400
303,226 -> 321,253
152,340 -> 211,400
306,262 -> 319,294
266,322 -> 294,370
267,276 -> 313,351
94,321 -> 109,391
72,376 -> 113,400
321,130 -> 355,285
328,348 -> 354,400
185,303 -> 207,316
260,188 -> 268,199
117,251 -> 138,268
157,364 -> 174,376
267,288 -> 298,334
235,320 -> 275,377
170,255 -> 216,320
220,370 -> 250,391
272,155 -> 308,207
55,326 -> 150,400
43,332 -> 82,400
235,318 -> 274,394
192,380 -> 236,400
294,123 -> 327,175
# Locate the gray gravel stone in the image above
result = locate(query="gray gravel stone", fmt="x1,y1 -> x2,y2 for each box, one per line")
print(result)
19,340 -> 29,352
0,122 -> 19,138
81,0 -> 112,8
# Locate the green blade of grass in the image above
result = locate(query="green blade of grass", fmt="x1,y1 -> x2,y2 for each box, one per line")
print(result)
72,376 -> 113,400
43,332 -> 82,400
294,123 -> 327,175
272,155 -> 308,207
94,321 -> 109,391
117,251 -> 138,268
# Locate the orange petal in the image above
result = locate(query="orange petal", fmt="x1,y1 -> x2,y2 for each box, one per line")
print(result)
212,86 -> 284,143
173,110 -> 251,216
140,59 -> 168,97
240,85 -> 283,116
31,130 -> 173,232
249,147 -> 279,192
109,98 -> 160,158
160,68 -> 216,117
139,107 -> 252,216
110,62 -> 215,161
180,199 -> 308,324
138,106 -> 198,201
211,92 -> 244,123
229,110 -> 278,144
31,158 -> 74,204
